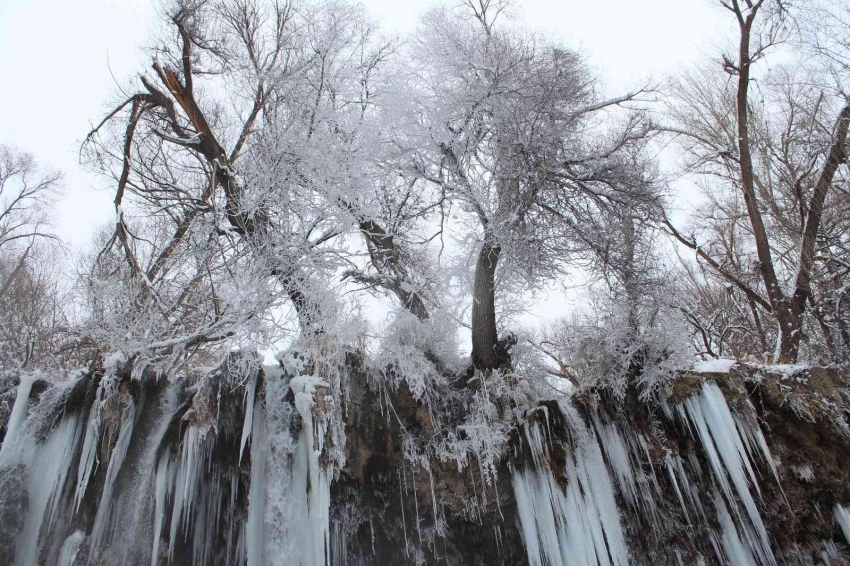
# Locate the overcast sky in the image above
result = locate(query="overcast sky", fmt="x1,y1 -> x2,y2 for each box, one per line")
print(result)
0,0 -> 730,328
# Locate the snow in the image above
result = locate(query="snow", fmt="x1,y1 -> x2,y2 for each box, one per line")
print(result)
105,350 -> 128,373
766,364 -> 811,375
693,358 -> 737,373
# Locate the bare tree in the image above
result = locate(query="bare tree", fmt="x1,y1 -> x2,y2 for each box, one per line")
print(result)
0,145 -> 62,299
0,246 -> 70,369
0,146 -> 68,370
664,0 -> 850,363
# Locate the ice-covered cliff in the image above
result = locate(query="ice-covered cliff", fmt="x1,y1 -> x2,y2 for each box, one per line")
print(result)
0,349 -> 848,565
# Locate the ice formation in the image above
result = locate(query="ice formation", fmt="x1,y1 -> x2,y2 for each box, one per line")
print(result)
512,416 -> 629,566
836,505 -> 850,546
680,381 -> 777,565
58,531 -> 85,566
510,377 -> 794,566
0,356 -> 846,566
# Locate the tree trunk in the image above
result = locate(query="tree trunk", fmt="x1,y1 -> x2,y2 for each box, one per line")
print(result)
471,239 -> 501,369
732,4 -> 797,363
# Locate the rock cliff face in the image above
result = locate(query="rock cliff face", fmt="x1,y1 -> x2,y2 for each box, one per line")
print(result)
0,352 -> 848,566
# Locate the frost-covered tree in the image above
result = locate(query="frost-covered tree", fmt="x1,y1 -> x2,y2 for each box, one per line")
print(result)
399,0 -> 661,369
82,0 -> 421,370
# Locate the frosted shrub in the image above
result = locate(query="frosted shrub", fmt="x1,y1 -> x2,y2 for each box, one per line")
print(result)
549,292 -> 691,400
373,309 -> 460,401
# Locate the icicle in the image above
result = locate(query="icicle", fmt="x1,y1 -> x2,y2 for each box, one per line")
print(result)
732,412 -> 783,496
89,395 -> 137,559
592,413 -> 638,506
835,504 -> 850,545
151,448 -> 171,566
240,369 -> 258,464
332,522 -> 348,566
713,490 -> 757,566
665,454 -> 691,524
73,395 -> 102,513
0,373 -> 36,459
680,382 -> 776,565
511,420 -> 628,566
58,530 -> 86,566
245,399 -> 266,566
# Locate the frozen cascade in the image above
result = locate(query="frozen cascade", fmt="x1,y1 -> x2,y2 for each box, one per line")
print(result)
246,364 -> 332,566
680,381 -> 776,566
512,418 -> 629,566
291,372 -> 332,566
258,363 -> 300,565
836,505 -> 850,545
14,413 -> 84,566
105,380 -> 181,566
89,394 -> 137,559
151,448 -> 171,566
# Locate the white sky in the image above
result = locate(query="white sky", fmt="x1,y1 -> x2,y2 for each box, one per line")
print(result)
0,0 -> 731,329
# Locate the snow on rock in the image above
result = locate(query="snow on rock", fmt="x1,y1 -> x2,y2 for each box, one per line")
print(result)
693,358 -> 737,373
290,373 -> 329,423
104,350 -> 128,373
